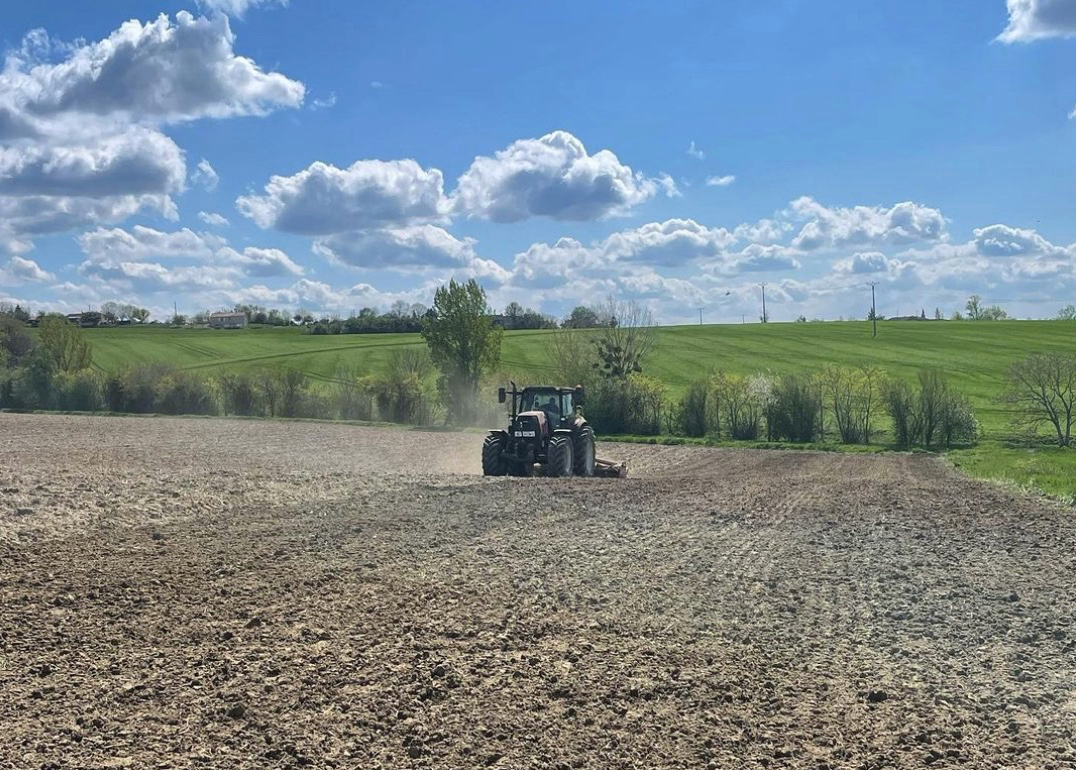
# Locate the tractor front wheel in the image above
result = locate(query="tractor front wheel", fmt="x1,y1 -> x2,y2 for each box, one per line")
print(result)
546,435 -> 575,478
482,434 -> 507,476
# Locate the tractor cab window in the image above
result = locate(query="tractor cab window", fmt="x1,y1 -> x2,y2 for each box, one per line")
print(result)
523,391 -> 567,421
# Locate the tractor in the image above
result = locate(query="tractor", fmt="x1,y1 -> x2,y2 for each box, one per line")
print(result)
481,382 -> 627,478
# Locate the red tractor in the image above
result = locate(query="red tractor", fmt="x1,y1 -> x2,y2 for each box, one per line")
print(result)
481,383 -> 627,478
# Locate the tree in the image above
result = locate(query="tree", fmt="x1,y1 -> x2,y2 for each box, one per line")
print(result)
38,315 -> 92,372
950,310 -> 964,321
0,303 -> 32,323
504,302 -> 524,321
563,305 -> 601,329
592,298 -> 655,379
0,314 -> 34,366
867,307 -> 885,322
1003,353 -> 1076,447
102,301 -> 128,324
549,327 -> 597,388
934,307 -> 942,320
920,308 -> 927,320
130,307 -> 150,323
965,295 -> 984,320
983,305 -> 1009,321
422,279 -> 502,425
1057,305 -> 1076,321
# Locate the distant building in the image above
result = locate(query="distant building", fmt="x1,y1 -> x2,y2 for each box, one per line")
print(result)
209,311 -> 248,329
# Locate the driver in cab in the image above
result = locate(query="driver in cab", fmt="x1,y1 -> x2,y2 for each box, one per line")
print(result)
541,395 -> 560,424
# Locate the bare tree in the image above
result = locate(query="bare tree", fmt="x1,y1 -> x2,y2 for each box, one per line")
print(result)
549,326 -> 597,386
592,297 -> 656,379
1003,354 -> 1076,447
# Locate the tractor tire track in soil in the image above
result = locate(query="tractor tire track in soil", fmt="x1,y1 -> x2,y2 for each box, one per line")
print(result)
1,413 -> 1074,769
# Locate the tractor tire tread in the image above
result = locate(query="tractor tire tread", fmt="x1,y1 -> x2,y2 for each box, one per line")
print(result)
482,433 -> 507,476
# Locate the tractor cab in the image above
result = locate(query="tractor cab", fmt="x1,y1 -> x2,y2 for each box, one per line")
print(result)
517,387 -> 579,430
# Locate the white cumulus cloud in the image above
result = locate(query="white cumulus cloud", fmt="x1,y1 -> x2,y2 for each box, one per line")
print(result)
5,13 -> 304,124
789,197 -> 947,251
452,130 -> 673,223
198,211 -> 230,226
198,0 -> 288,18
192,159 -> 219,191
238,159 -> 448,235
314,225 -> 477,270
218,246 -> 304,277
706,175 -> 736,187
997,0 -> 1076,42
0,256 -> 54,284
78,225 -> 225,262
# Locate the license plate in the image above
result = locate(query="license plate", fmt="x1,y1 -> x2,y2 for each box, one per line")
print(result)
514,430 -> 536,437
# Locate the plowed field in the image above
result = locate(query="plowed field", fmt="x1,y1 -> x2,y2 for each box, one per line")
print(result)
1,413 -> 1074,769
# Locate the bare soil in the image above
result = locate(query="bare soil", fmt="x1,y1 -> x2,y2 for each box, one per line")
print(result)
1,412 -> 1075,769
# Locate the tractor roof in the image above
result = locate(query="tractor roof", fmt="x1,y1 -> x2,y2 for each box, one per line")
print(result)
521,385 -> 580,394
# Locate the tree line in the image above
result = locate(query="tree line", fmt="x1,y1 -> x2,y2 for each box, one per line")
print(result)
2,288 -> 1074,448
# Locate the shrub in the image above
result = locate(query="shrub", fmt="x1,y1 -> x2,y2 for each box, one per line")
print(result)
255,368 -> 281,417
53,370 -> 103,411
882,379 -> 922,448
0,315 -> 34,366
156,371 -> 217,415
766,374 -> 821,442
917,369 -> 948,448
819,365 -> 881,444
334,369 -> 373,421
710,372 -> 770,440
675,379 -> 709,437
218,372 -> 260,416
939,392 -> 978,447
298,391 -> 334,420
7,353 -> 55,410
278,367 -> 308,418
586,374 -> 667,435
111,365 -> 173,413
882,369 -> 976,449
371,350 -> 434,424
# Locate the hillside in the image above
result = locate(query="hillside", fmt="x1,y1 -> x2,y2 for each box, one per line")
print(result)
85,320 -> 1076,437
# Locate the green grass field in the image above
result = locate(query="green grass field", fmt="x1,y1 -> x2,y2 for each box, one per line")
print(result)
82,320 -> 1076,500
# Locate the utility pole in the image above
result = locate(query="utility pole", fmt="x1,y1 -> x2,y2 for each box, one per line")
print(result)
868,282 -> 878,338
759,283 -> 768,324
699,308 -> 703,326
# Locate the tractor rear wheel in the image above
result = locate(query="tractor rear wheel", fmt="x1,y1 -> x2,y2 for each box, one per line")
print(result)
482,434 -> 507,476
573,425 -> 596,477
546,435 -> 574,478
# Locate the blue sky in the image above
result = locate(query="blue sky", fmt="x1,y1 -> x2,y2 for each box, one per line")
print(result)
1,0 -> 1074,323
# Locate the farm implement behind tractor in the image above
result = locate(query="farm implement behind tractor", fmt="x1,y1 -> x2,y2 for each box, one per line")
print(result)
481,383 -> 628,478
